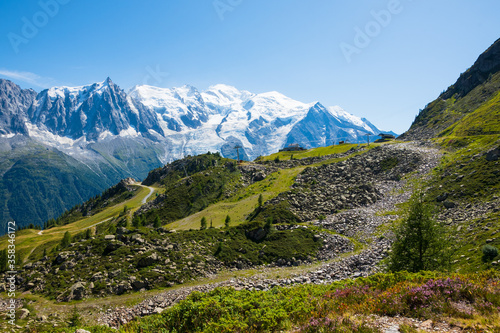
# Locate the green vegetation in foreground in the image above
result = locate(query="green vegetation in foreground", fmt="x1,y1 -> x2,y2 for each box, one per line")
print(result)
33,271 -> 500,333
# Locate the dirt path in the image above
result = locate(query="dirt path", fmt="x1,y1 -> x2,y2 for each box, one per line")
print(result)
139,184 -> 154,204
37,217 -> 113,236
37,184 -> 154,237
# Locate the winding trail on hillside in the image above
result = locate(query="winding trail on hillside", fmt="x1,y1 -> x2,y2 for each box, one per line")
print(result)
24,184 -> 155,263
96,142 -> 443,328
36,184 -> 154,237
138,184 -> 154,204
36,218 -> 114,237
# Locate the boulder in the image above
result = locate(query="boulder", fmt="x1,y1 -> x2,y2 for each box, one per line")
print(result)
104,241 -> 122,254
68,282 -> 87,300
137,252 -> 159,268
109,269 -> 122,278
443,201 -> 456,209
18,308 -> 30,319
252,172 -> 266,181
132,281 -> 147,290
54,252 -> 71,265
436,193 -> 448,202
114,281 -> 131,295
485,147 -> 500,161
91,272 -> 104,281
60,260 -> 75,271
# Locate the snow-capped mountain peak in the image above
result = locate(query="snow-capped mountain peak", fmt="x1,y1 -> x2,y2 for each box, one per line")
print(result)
2,79 -> 391,163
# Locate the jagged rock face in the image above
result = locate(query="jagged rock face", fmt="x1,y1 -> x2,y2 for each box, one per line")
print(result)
402,38 -> 500,141
28,78 -> 164,140
0,79 -> 36,135
442,38 -> 500,99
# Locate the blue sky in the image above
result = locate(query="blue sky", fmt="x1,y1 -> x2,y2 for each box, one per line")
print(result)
0,0 -> 499,133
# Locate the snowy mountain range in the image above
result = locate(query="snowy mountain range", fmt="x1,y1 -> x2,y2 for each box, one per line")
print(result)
0,77 -> 394,228
3,78 -> 391,161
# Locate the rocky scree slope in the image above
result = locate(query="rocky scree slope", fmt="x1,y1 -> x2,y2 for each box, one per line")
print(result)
94,143 -> 442,328
253,145 -> 422,222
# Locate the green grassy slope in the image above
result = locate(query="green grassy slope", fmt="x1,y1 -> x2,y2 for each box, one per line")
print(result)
0,184 -> 157,262
406,71 -> 500,139
399,39 -> 500,274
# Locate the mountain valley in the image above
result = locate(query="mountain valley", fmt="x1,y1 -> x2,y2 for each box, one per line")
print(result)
0,38 -> 499,333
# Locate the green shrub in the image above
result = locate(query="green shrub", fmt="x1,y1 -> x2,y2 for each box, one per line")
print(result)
60,231 -> 72,248
200,217 -> 207,230
380,157 -> 399,171
482,245 -> 499,262
68,306 -> 83,327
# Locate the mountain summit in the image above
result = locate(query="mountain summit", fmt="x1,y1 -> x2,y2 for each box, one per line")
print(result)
403,38 -> 500,139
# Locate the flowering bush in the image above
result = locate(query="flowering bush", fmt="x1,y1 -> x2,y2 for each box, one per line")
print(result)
46,271 -> 499,333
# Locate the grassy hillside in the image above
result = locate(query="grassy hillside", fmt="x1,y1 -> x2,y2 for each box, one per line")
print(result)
150,143 -> 386,231
406,71 -> 500,139
257,143 -> 360,161
441,88 -> 500,137
0,184 -> 157,262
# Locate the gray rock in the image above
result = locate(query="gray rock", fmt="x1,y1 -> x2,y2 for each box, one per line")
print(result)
54,252 -> 70,264
18,308 -> 30,319
137,252 -> 159,268
109,269 -> 122,278
443,201 -> 456,209
436,193 -> 448,202
68,282 -> 87,300
485,147 -> 499,161
132,281 -> 147,290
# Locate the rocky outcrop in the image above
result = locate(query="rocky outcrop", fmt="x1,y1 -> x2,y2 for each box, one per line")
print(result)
441,38 -> 500,100
0,79 -> 36,135
28,78 -> 164,141
266,145 -> 421,221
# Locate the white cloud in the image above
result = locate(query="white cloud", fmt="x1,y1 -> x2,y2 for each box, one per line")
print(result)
0,69 -> 56,88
